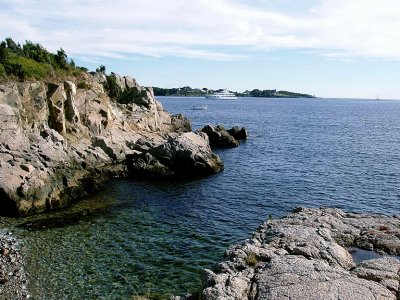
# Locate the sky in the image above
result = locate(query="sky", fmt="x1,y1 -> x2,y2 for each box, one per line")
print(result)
1,0 -> 400,98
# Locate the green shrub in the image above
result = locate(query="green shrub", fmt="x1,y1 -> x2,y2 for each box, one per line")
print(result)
245,252 -> 259,267
77,81 -> 92,90
106,75 -> 122,99
0,64 -> 5,77
118,87 -> 148,105
3,55 -> 50,79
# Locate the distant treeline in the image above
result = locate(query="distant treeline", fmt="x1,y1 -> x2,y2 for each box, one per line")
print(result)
153,86 -> 315,98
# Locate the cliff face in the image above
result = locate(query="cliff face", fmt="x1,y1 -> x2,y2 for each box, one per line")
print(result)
0,72 -> 212,216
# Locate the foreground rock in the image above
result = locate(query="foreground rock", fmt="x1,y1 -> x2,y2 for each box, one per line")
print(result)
0,72 -> 222,216
0,230 -> 28,299
199,207 -> 400,300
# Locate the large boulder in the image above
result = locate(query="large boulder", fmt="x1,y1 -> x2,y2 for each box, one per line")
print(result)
127,132 -> 223,178
201,124 -> 239,148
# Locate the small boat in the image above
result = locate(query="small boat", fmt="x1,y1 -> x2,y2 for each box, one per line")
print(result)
206,89 -> 237,100
191,105 -> 207,110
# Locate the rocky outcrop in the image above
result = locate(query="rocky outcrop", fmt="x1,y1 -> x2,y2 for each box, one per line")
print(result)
201,125 -> 240,148
127,132 -> 223,178
199,207 -> 400,300
0,230 -> 28,299
228,126 -> 248,141
0,72 -> 214,216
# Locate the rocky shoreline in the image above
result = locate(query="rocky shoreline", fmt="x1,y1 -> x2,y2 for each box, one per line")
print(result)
1,207 -> 400,299
0,72 -> 247,216
0,230 -> 28,300
183,207 -> 400,300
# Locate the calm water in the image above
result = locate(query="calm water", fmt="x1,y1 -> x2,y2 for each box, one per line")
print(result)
2,97 -> 400,299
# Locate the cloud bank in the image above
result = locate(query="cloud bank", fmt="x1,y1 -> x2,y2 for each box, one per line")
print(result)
1,0 -> 400,61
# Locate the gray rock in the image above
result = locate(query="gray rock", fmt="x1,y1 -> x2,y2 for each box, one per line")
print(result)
201,124 -> 240,148
0,73 -> 223,216
227,126 -> 248,140
127,132 -> 224,178
0,231 -> 29,299
196,208 -> 400,300
171,114 -> 192,133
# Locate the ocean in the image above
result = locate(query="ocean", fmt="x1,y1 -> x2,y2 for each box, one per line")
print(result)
4,97 -> 400,299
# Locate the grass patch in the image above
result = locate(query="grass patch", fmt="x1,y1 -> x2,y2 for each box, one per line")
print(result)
0,63 -> 5,77
3,54 -> 50,79
77,81 -> 92,90
245,252 -> 259,267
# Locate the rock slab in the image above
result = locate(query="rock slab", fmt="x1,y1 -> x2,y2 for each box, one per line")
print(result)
199,207 -> 400,300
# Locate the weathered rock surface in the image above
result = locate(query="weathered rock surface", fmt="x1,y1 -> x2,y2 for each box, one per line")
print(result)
201,124 -> 240,148
199,207 -> 400,300
0,72 -> 215,216
127,132 -> 223,178
0,230 -> 28,299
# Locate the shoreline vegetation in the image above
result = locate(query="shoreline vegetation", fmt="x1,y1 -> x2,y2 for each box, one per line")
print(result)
153,86 -> 315,98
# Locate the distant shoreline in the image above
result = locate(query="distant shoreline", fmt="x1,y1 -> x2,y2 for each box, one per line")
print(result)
153,87 -> 315,98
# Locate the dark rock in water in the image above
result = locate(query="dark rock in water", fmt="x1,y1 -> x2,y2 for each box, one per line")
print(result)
228,126 -> 248,140
195,207 -> 400,300
127,132 -> 224,179
201,124 -> 239,148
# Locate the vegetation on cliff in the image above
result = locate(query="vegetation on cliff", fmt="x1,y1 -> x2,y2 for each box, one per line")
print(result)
0,37 -> 152,107
0,37 -> 86,80
153,86 -> 315,98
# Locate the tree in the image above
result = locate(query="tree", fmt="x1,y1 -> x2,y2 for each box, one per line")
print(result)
55,47 -> 68,69
96,64 -> 106,74
69,59 -> 76,68
5,37 -> 22,54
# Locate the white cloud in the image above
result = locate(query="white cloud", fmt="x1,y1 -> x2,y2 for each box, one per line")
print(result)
1,0 -> 400,60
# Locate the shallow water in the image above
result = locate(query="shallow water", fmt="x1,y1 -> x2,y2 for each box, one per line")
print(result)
2,97 -> 400,299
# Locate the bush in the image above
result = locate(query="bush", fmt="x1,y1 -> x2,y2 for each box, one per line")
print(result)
3,55 -> 50,79
0,64 -> 5,77
106,75 -> 122,99
245,252 -> 259,267
118,87 -> 148,105
77,81 -> 91,90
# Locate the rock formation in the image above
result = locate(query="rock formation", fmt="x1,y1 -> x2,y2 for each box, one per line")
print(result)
201,124 -> 240,148
194,207 -> 400,300
228,126 -> 248,141
127,132 -> 223,178
0,72 -> 222,216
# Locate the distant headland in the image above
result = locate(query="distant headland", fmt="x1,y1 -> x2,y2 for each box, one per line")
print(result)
153,86 -> 315,98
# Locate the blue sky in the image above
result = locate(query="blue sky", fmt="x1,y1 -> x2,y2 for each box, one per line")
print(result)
1,0 -> 400,98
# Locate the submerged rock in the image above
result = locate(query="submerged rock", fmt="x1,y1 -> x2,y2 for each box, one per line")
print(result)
198,207 -> 400,300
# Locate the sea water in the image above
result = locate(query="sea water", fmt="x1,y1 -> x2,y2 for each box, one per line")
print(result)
2,97 -> 400,299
